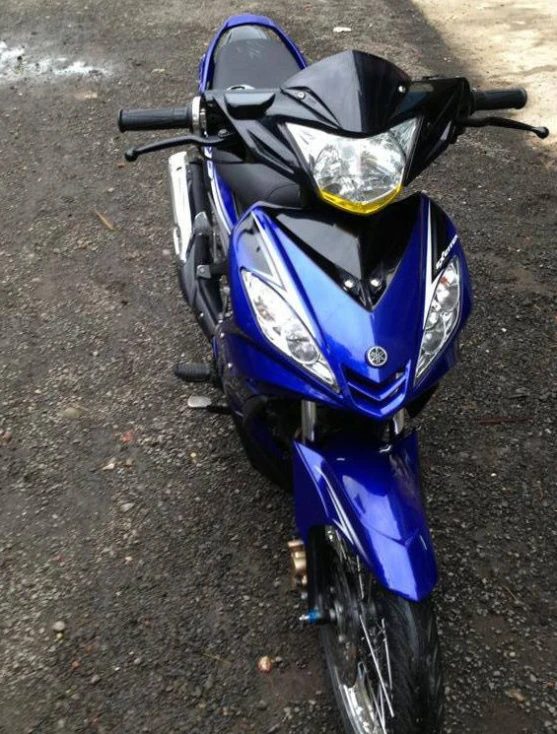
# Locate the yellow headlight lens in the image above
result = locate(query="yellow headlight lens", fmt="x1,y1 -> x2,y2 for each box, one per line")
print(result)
318,182 -> 403,215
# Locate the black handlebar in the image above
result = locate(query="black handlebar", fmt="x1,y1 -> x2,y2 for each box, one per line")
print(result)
118,105 -> 193,132
471,87 -> 527,113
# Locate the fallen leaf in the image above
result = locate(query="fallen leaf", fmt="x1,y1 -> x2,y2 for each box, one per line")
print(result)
477,416 -> 532,425
75,90 -> 98,101
0,430 -> 13,444
506,688 -> 527,703
71,660 -> 81,670
94,211 -> 115,231
120,429 -> 134,445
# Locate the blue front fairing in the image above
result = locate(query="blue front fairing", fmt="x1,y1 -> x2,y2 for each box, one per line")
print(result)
220,196 -> 472,420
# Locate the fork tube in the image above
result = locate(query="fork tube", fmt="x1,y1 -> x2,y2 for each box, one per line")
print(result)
301,400 -> 317,444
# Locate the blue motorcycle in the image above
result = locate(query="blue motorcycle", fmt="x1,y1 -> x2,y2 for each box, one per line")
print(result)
118,14 -> 548,734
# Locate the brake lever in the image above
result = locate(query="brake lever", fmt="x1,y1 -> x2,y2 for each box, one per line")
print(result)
457,116 -> 549,139
125,132 -> 236,162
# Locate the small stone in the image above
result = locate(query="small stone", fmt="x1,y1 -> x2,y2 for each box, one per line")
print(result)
60,407 -> 81,420
52,621 -> 66,634
257,656 -> 273,673
257,700 -> 268,710
90,674 -> 101,685
120,502 -> 135,513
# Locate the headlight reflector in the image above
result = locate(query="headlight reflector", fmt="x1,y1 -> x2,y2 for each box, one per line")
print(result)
287,119 -> 419,215
242,270 -> 338,389
415,259 -> 461,382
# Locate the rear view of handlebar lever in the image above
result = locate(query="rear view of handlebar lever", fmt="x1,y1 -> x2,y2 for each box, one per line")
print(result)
124,132 -> 236,162
458,116 -> 549,139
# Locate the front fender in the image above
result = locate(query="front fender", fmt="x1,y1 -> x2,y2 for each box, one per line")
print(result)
293,430 -> 437,602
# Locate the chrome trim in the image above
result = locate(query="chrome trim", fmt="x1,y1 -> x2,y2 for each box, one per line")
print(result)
301,400 -> 317,444
391,408 -> 406,437
168,151 -> 193,263
191,95 -> 201,135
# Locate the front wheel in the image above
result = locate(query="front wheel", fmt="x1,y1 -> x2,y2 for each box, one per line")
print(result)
320,529 -> 444,734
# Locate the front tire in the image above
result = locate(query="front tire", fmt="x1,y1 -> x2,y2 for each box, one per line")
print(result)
320,530 -> 444,734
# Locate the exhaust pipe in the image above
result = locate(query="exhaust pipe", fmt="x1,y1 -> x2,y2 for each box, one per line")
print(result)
168,151 -> 194,263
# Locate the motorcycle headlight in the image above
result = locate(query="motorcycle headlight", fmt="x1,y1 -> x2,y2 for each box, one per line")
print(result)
287,119 -> 419,215
242,270 -> 338,390
415,258 -> 461,383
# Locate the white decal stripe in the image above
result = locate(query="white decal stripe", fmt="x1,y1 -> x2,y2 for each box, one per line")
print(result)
423,202 -> 443,327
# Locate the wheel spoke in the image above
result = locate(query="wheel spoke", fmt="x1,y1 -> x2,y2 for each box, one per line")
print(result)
382,618 -> 393,690
359,614 -> 394,718
367,675 -> 389,734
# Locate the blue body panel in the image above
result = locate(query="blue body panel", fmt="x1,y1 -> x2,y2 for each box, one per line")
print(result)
293,431 -> 437,601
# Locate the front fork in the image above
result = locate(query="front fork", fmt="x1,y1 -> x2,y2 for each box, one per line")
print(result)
290,401 -> 408,626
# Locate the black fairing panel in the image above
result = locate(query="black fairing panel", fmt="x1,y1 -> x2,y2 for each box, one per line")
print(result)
282,51 -> 411,134
274,194 -> 421,309
206,51 -> 472,188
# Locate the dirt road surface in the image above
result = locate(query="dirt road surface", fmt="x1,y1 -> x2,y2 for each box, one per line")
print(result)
1,1 -> 555,733
414,0 -> 557,149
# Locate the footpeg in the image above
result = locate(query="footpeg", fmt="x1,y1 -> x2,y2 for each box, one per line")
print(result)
174,363 -> 214,383
186,395 -> 231,415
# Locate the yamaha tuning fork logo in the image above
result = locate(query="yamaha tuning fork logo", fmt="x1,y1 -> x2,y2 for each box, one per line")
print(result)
366,346 -> 388,367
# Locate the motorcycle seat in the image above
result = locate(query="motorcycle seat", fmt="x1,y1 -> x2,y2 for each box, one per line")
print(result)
212,149 -> 302,211
211,28 -> 303,210
212,33 -> 302,91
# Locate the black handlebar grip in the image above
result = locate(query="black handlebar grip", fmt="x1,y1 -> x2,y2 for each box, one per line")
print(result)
471,88 -> 528,113
118,105 -> 192,132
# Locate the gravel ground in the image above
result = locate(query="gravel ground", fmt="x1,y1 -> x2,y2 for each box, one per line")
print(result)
0,1 -> 555,733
